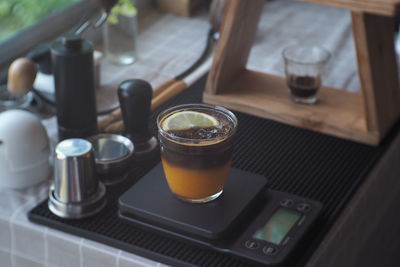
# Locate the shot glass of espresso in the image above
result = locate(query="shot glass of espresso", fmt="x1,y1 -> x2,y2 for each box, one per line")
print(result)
157,104 -> 237,203
282,45 -> 330,104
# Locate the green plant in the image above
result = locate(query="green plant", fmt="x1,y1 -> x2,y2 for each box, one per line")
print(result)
107,0 -> 137,25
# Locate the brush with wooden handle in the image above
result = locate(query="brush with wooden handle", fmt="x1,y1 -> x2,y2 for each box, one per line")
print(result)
98,0 -> 227,133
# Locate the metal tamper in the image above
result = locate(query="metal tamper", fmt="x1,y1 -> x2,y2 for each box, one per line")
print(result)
48,138 -> 106,219
118,79 -> 158,159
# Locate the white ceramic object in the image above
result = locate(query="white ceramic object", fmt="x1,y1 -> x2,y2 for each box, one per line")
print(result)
0,109 -> 50,188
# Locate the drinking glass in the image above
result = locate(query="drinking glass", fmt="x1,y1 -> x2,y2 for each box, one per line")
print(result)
102,1 -> 138,65
282,45 -> 330,104
157,104 -> 238,203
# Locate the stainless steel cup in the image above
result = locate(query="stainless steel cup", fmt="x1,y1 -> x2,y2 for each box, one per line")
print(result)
54,138 -> 98,202
49,138 -> 106,219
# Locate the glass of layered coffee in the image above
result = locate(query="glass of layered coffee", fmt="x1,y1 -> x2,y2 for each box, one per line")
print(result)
157,103 -> 237,203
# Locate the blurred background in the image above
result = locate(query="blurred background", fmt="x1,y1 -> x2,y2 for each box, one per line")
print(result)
0,0 -> 80,42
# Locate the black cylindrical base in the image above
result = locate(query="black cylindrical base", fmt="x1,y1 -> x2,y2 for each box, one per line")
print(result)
51,35 -> 98,140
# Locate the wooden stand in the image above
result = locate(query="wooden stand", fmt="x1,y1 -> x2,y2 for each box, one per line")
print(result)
156,0 -> 206,17
203,0 -> 400,145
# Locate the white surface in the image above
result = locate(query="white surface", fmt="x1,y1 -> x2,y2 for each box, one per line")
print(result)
33,73 -> 54,95
0,110 -> 50,189
0,0 -> 369,266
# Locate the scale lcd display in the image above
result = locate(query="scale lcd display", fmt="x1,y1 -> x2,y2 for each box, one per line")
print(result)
253,208 -> 301,245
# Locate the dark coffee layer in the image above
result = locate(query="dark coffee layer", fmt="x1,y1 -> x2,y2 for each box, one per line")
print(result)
160,135 -> 233,170
289,86 -> 318,98
288,75 -> 320,98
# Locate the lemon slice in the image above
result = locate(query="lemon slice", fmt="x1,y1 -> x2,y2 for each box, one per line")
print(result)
162,111 -> 218,131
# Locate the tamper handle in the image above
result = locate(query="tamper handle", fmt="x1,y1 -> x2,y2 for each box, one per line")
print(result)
118,79 -> 153,145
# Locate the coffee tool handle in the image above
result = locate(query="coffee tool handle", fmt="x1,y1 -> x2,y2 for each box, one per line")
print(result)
118,79 -> 153,144
7,58 -> 37,97
98,79 -> 176,132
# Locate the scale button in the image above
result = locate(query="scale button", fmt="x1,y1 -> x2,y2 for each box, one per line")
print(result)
262,246 -> 278,255
244,240 -> 260,250
297,203 -> 311,212
280,199 -> 294,207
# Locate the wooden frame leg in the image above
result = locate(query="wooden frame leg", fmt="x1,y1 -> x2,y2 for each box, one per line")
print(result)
351,12 -> 400,136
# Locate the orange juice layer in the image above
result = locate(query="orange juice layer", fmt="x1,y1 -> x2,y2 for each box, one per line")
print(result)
161,158 -> 231,199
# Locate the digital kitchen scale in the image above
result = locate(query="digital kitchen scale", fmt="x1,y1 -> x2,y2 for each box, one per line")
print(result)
119,163 -> 322,266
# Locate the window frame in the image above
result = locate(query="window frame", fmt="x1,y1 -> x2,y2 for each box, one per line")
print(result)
0,0 -> 98,69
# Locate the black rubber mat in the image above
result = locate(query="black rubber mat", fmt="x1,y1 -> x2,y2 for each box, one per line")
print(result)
28,75 -> 393,266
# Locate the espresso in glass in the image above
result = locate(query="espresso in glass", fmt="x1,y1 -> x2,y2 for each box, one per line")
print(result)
157,104 -> 237,203
282,45 -> 330,104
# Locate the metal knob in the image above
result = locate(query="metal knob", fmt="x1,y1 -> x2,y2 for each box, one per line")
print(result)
48,138 -> 106,219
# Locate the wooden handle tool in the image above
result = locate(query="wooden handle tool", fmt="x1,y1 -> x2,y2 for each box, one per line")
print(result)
98,78 -> 180,131
103,80 -> 187,133
151,80 -> 186,111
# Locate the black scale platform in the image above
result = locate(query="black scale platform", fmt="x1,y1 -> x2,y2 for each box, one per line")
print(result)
119,164 -> 268,240
29,75 -> 393,267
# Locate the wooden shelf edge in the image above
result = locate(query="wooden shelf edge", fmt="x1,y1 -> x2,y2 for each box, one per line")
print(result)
203,70 -> 381,145
204,92 -> 380,145
299,0 -> 399,16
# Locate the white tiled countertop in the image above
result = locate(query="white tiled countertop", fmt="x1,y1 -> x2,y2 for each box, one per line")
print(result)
0,1 -> 363,266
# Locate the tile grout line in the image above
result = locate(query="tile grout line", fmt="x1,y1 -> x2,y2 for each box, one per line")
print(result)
9,201 -> 29,267
9,198 -> 44,266
4,249 -> 44,265
44,226 -> 49,266
116,249 -> 122,267
79,237 -> 84,267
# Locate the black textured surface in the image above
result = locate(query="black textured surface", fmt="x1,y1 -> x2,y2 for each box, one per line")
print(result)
119,164 -> 268,239
29,75 -> 391,267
